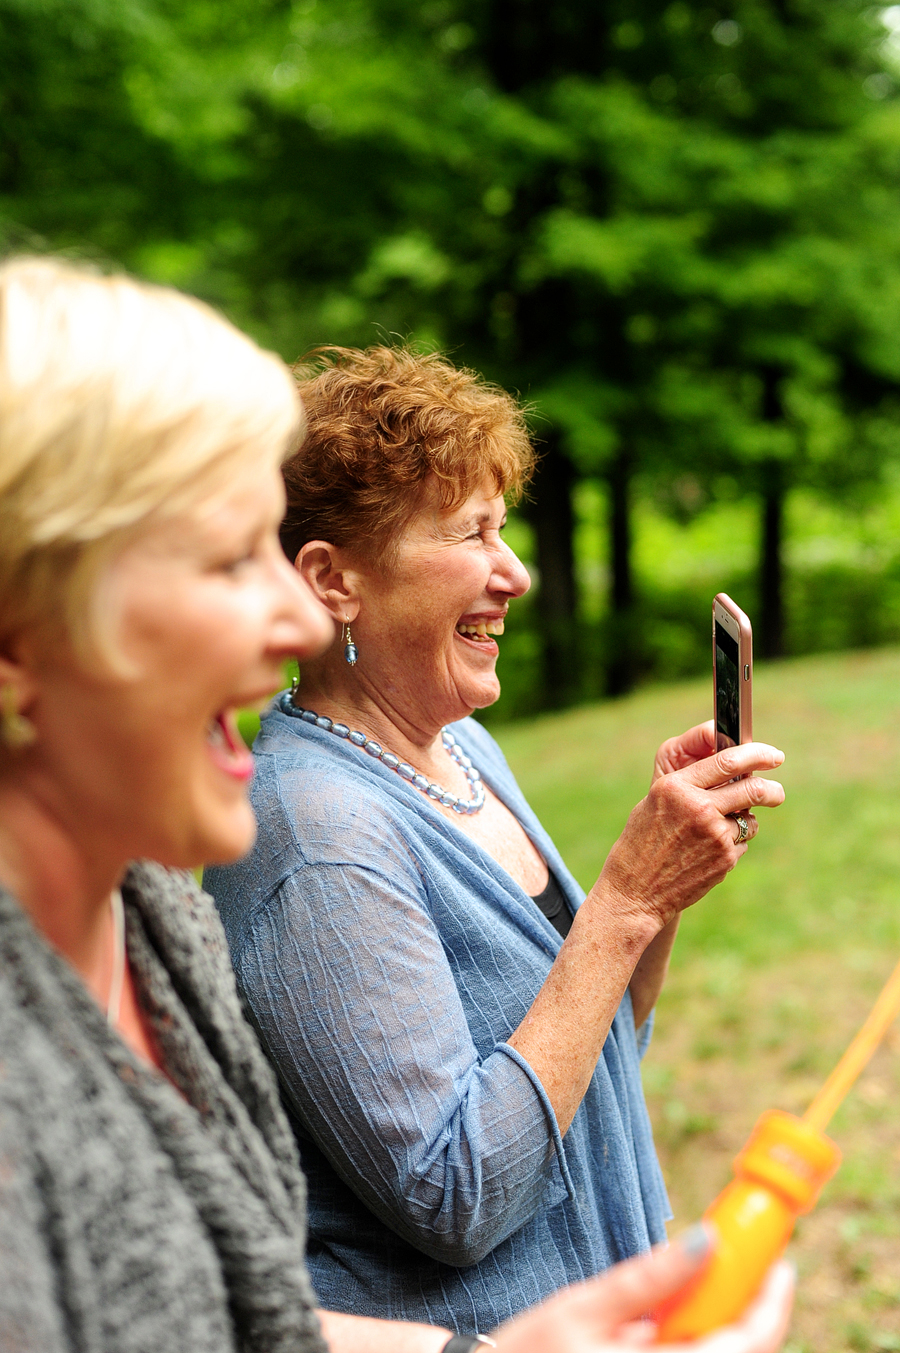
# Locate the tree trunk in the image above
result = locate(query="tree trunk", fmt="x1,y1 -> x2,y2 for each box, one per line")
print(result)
758,368 -> 786,659
527,434 -> 579,706
606,445 -> 636,696
759,458 -> 786,659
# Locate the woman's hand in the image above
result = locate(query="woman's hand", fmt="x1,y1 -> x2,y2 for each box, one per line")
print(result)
506,729 -> 784,1131
319,1227 -> 794,1353
652,720 -> 717,781
507,737 -> 785,1133
597,739 -> 785,937
492,1229 -> 794,1353
621,721 -> 783,1027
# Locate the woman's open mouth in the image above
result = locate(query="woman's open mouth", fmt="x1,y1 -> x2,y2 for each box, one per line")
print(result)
455,619 -> 505,644
206,709 -> 254,782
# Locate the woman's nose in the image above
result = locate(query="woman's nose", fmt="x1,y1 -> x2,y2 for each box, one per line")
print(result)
494,539 -> 531,598
277,560 -> 336,660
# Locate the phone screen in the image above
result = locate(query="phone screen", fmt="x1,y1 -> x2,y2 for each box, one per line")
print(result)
715,621 -> 740,751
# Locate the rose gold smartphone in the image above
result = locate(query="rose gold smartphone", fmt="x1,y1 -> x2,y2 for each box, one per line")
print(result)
713,593 -> 752,752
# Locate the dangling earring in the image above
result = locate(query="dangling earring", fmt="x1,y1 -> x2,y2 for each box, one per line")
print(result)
0,684 -> 35,749
342,621 -> 358,666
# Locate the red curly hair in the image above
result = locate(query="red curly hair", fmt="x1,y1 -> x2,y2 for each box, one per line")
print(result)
280,346 -> 536,567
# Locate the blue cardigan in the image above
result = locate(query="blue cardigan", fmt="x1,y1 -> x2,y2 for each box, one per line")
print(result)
206,702 -> 670,1333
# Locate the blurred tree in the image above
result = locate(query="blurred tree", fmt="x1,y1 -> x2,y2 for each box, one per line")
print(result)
460,0 -> 900,670
0,0 -> 186,257
0,0 -> 293,288
6,0 -> 900,698
522,433 -> 579,701
212,0 -> 900,685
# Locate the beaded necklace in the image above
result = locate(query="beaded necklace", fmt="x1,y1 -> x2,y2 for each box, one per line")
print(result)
279,691 -> 486,815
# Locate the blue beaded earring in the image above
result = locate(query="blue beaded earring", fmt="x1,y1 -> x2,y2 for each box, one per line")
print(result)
342,621 -> 358,666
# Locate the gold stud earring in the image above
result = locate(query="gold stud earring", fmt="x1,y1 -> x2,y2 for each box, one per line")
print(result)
0,684 -> 36,750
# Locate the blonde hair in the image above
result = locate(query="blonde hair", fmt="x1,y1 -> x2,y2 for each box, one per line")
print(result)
0,257 -> 302,658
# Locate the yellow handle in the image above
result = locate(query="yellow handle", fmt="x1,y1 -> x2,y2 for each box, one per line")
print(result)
655,959 -> 900,1342
804,954 -> 900,1133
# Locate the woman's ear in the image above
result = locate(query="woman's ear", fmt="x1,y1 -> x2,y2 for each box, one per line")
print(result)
0,651 -> 38,751
294,541 -> 361,622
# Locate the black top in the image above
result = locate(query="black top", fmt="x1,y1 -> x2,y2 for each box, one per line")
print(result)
530,871 -> 572,939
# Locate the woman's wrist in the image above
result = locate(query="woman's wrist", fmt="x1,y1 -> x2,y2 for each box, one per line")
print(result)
578,872 -> 662,955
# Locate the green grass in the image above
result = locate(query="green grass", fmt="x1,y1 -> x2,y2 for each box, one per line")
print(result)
500,646 -> 900,966
497,648 -> 900,1351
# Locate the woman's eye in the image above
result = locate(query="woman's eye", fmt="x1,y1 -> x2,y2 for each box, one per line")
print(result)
218,550 -> 255,575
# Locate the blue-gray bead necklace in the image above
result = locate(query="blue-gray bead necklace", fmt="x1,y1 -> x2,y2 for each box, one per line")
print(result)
279,690 -> 486,815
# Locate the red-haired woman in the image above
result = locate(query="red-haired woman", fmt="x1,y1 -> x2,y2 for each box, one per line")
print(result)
207,346 -> 786,1338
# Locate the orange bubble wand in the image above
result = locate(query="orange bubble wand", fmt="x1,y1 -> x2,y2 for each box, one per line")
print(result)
802,954 -> 900,1132
654,953 -> 900,1341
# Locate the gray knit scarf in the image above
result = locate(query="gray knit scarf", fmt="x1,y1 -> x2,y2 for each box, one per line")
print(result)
0,860 -> 329,1353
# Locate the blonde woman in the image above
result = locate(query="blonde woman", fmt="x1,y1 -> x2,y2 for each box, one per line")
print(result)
0,257 -> 791,1353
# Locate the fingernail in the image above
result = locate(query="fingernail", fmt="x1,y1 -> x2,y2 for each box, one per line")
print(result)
677,1222 -> 712,1260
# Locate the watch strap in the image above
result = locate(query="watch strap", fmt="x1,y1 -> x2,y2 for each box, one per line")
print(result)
440,1337 -> 497,1353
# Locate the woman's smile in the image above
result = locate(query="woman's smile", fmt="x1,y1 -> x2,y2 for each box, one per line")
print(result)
455,614 -> 506,640
206,710 -> 256,783
454,613 -> 507,657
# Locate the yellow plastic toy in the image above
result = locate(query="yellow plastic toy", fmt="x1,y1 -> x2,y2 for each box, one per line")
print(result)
654,953 -> 900,1341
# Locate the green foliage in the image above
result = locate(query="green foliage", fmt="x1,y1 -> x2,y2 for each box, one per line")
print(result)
7,0 -> 900,707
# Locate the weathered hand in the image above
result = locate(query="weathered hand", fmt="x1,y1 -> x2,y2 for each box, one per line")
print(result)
596,741 -> 785,934
652,721 -> 717,782
492,1228 -> 794,1353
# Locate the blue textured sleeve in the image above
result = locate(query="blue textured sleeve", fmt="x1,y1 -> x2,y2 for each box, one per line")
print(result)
231,830 -> 575,1267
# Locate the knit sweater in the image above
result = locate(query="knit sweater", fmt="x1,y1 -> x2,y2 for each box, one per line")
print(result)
0,861 -> 328,1353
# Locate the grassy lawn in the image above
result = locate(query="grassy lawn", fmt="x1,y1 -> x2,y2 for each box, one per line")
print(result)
498,648 -> 900,1353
